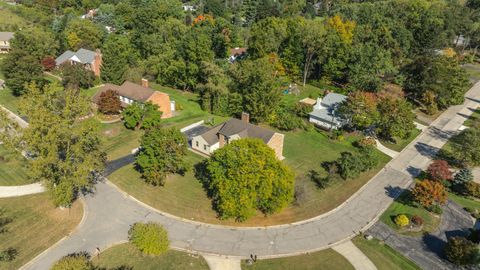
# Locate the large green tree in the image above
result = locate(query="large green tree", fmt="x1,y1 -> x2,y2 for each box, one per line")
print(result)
64,19 -> 104,50
449,127 -> 480,166
122,102 -> 162,130
403,55 -> 470,111
376,96 -> 415,141
229,57 -> 283,122
204,138 -> 295,221
1,50 -> 45,96
20,83 -> 105,207
101,35 -> 139,85
136,127 -> 187,186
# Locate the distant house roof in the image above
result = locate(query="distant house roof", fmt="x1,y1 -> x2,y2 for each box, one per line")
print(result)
93,81 -> 162,104
0,32 -> 14,42
55,48 -> 96,65
309,108 -> 344,125
230,47 -> 247,56
199,118 -> 276,145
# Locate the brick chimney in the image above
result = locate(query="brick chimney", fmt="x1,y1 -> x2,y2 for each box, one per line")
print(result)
241,112 -> 250,123
218,134 -> 225,147
141,78 -> 149,88
93,49 -> 102,77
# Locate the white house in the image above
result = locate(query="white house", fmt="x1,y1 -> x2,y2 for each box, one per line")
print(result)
0,32 -> 14,53
309,93 -> 347,130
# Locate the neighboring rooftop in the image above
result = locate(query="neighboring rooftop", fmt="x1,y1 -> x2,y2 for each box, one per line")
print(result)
200,118 -> 275,145
93,81 -> 157,103
55,48 -> 96,65
0,32 -> 14,41
230,47 -> 247,56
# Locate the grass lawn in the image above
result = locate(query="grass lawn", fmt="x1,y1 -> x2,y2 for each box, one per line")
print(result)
379,192 -> 441,236
352,235 -> 421,270
449,192 -> 480,211
109,128 -> 390,226
0,145 -> 30,186
92,243 -> 209,270
241,249 -> 353,270
463,63 -> 480,82
464,108 -> 480,128
100,121 -> 144,161
381,128 -> 421,152
0,193 -> 83,270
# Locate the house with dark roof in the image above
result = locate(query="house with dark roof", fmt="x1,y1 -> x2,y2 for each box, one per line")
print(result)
92,79 -> 174,119
229,47 -> 247,63
0,32 -> 14,53
55,48 -> 102,76
191,113 -> 285,160
308,93 -> 347,130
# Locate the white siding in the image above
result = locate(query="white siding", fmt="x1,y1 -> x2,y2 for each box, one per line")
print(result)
309,116 -> 341,130
191,136 -> 212,156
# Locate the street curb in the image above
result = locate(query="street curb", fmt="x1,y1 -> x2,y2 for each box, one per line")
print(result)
19,197 -> 88,270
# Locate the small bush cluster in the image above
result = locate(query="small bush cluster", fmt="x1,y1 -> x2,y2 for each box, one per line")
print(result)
0,248 -> 17,262
410,215 -> 424,226
465,182 -> 480,198
394,214 -> 409,227
356,137 -> 376,148
334,146 -> 379,180
128,222 -> 169,255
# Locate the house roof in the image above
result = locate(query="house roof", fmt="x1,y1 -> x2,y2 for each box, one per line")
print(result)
321,93 -> 347,107
93,81 -> 159,104
199,118 -> 276,145
0,32 -> 14,41
230,47 -> 247,56
55,48 -> 96,65
309,108 -> 344,125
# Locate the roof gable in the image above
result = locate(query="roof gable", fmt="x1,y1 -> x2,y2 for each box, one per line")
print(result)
200,118 -> 276,145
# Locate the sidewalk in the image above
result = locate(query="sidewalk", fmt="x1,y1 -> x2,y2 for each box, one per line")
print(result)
0,183 -> 45,198
333,240 -> 377,270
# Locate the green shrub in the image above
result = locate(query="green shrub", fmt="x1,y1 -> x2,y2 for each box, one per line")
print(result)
0,248 -> 17,262
444,236 -> 479,265
465,181 -> 480,198
293,103 -> 312,118
394,214 -> 409,227
428,204 -> 443,215
128,222 -> 169,255
50,252 -> 94,270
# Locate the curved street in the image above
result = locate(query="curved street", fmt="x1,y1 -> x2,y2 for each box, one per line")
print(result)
20,82 -> 480,270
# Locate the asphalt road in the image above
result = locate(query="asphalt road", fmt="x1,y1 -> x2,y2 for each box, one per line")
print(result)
21,82 -> 480,270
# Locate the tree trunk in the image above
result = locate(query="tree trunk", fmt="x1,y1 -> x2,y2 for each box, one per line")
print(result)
303,52 -> 314,87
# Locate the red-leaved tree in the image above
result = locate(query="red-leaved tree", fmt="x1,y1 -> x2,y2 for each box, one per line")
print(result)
41,56 -> 56,71
427,160 -> 453,182
98,90 -> 121,115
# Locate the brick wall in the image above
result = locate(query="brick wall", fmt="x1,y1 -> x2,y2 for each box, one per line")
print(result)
267,133 -> 285,160
146,92 -> 172,118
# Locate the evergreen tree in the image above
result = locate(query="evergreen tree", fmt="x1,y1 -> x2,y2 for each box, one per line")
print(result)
101,35 -> 139,85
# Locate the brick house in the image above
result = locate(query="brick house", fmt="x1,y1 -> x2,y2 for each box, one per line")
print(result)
93,79 -> 174,119
191,113 -> 285,160
0,32 -> 14,53
55,48 -> 102,76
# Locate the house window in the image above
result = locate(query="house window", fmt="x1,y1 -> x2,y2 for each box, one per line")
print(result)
203,145 -> 207,151
195,141 -> 199,147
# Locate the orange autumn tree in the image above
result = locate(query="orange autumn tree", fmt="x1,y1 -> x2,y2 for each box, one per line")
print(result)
412,180 -> 447,208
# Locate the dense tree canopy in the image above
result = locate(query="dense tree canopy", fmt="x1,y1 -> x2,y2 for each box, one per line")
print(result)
20,83 -> 105,207
204,138 -> 295,221
136,127 -> 187,186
